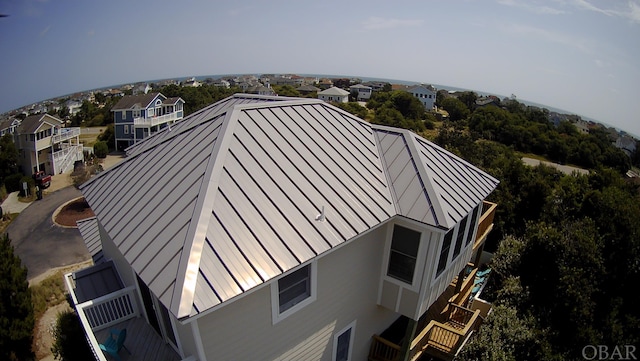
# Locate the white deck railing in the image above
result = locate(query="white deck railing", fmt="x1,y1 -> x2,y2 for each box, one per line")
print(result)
50,144 -> 83,174
78,286 -> 140,331
52,127 -> 80,144
134,112 -> 180,127
65,274 -> 140,361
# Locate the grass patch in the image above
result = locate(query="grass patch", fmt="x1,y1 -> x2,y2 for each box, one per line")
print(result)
0,213 -> 17,234
30,271 -> 68,320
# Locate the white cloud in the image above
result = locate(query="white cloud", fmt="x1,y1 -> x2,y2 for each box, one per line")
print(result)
497,0 -> 566,15
361,17 -> 423,30
571,0 -> 640,23
505,23 -> 592,53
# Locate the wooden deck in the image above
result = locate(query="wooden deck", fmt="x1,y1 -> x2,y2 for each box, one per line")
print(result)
94,317 -> 181,361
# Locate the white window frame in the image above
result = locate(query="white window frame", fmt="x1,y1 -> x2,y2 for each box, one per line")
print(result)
148,108 -> 154,117
271,261 -> 317,324
332,320 -> 356,361
123,124 -> 129,134
133,109 -> 141,118
382,222 -> 425,292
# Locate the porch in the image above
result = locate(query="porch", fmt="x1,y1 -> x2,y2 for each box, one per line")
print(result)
368,201 -> 497,361
64,262 -> 183,361
369,266 -> 488,361
134,112 -> 181,127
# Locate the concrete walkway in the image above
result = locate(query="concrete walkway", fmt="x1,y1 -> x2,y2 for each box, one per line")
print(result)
1,191 -> 32,214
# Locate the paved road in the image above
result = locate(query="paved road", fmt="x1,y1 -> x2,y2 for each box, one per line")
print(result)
7,186 -> 89,281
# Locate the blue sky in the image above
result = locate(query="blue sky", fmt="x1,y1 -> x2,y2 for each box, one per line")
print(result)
1,0 -> 639,136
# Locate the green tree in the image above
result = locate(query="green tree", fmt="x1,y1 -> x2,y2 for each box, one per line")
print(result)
0,233 -> 35,361
333,102 -> 368,119
93,141 -> 108,158
51,311 -> 93,361
440,97 -> 470,121
458,306 -> 541,361
0,133 -> 20,182
98,124 -> 115,150
271,85 -> 300,97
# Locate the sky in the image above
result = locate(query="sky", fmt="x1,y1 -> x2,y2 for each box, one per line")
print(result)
1,0 -> 639,136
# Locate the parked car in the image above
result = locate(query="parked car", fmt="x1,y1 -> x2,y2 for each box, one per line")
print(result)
33,171 -> 51,189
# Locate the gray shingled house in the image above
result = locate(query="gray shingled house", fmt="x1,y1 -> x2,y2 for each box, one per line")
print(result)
65,94 -> 499,361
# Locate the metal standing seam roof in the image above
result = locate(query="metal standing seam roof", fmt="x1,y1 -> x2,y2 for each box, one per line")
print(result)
76,217 -> 104,265
81,94 -> 498,320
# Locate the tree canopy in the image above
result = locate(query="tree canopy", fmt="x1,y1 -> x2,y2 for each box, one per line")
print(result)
0,234 -> 35,361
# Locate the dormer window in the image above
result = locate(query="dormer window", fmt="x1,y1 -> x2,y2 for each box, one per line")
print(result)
387,225 -> 421,284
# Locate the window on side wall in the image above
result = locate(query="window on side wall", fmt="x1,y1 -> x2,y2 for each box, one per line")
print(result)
466,205 -> 481,246
333,321 -> 356,361
436,229 -> 454,277
452,215 -> 469,259
272,262 -> 316,323
387,225 -> 421,285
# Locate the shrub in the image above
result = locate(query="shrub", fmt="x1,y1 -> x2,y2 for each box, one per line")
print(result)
4,173 -> 23,193
51,311 -> 93,361
93,141 -> 108,158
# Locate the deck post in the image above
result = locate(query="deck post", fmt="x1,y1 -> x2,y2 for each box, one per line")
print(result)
399,318 -> 417,361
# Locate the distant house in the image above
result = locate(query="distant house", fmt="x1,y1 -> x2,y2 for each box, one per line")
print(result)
297,84 -> 321,96
362,81 -> 390,92
615,135 -> 637,157
407,84 -> 437,110
573,120 -> 590,134
247,84 -> 276,96
111,92 -> 185,151
475,95 -> 500,108
318,86 -> 349,103
182,77 -> 202,87
349,84 -> 373,101
66,94 -> 499,361
13,114 -> 83,175
317,78 -> 334,90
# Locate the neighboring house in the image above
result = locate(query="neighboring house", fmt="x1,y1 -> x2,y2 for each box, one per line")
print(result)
475,95 -> 500,108
14,114 -> 83,175
573,120 -> 590,134
297,84 -> 321,96
111,92 -> 185,151
66,94 -> 499,361
615,135 -> 637,157
0,118 -> 22,137
65,99 -> 83,116
349,84 -> 373,101
407,84 -> 437,110
247,84 -> 276,96
182,77 -> 202,87
318,86 -> 349,103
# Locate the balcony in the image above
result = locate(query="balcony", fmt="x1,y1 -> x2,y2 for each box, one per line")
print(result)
474,201 -> 496,250
52,127 -> 81,144
133,112 -> 181,128
369,201 -> 498,361
64,262 -> 182,361
369,266 -> 487,361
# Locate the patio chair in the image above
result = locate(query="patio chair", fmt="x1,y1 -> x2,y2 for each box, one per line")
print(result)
99,328 -> 130,361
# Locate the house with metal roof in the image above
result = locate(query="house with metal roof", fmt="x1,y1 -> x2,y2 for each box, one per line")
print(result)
111,92 -> 185,151
406,84 -> 437,110
318,86 -> 350,103
349,83 -> 373,101
66,94 -> 499,361
12,114 -> 83,176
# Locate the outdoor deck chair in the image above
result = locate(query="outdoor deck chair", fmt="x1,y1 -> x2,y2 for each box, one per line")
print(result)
99,328 -> 130,361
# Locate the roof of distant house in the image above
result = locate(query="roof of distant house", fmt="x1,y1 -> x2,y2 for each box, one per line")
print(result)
17,114 -> 63,134
81,94 -> 498,320
318,86 -> 350,96
111,92 -> 164,110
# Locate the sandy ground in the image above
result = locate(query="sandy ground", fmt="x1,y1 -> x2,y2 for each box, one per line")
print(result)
44,153 -> 125,195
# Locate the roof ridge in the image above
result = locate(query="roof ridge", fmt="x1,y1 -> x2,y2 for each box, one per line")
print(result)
170,106 -> 242,318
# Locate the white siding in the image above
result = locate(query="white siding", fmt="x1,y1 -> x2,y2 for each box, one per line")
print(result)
195,225 -> 398,361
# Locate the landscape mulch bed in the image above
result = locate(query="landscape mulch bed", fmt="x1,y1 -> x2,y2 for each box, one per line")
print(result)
55,198 -> 95,227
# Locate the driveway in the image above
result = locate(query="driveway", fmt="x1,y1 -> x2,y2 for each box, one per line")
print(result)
7,186 -> 89,281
